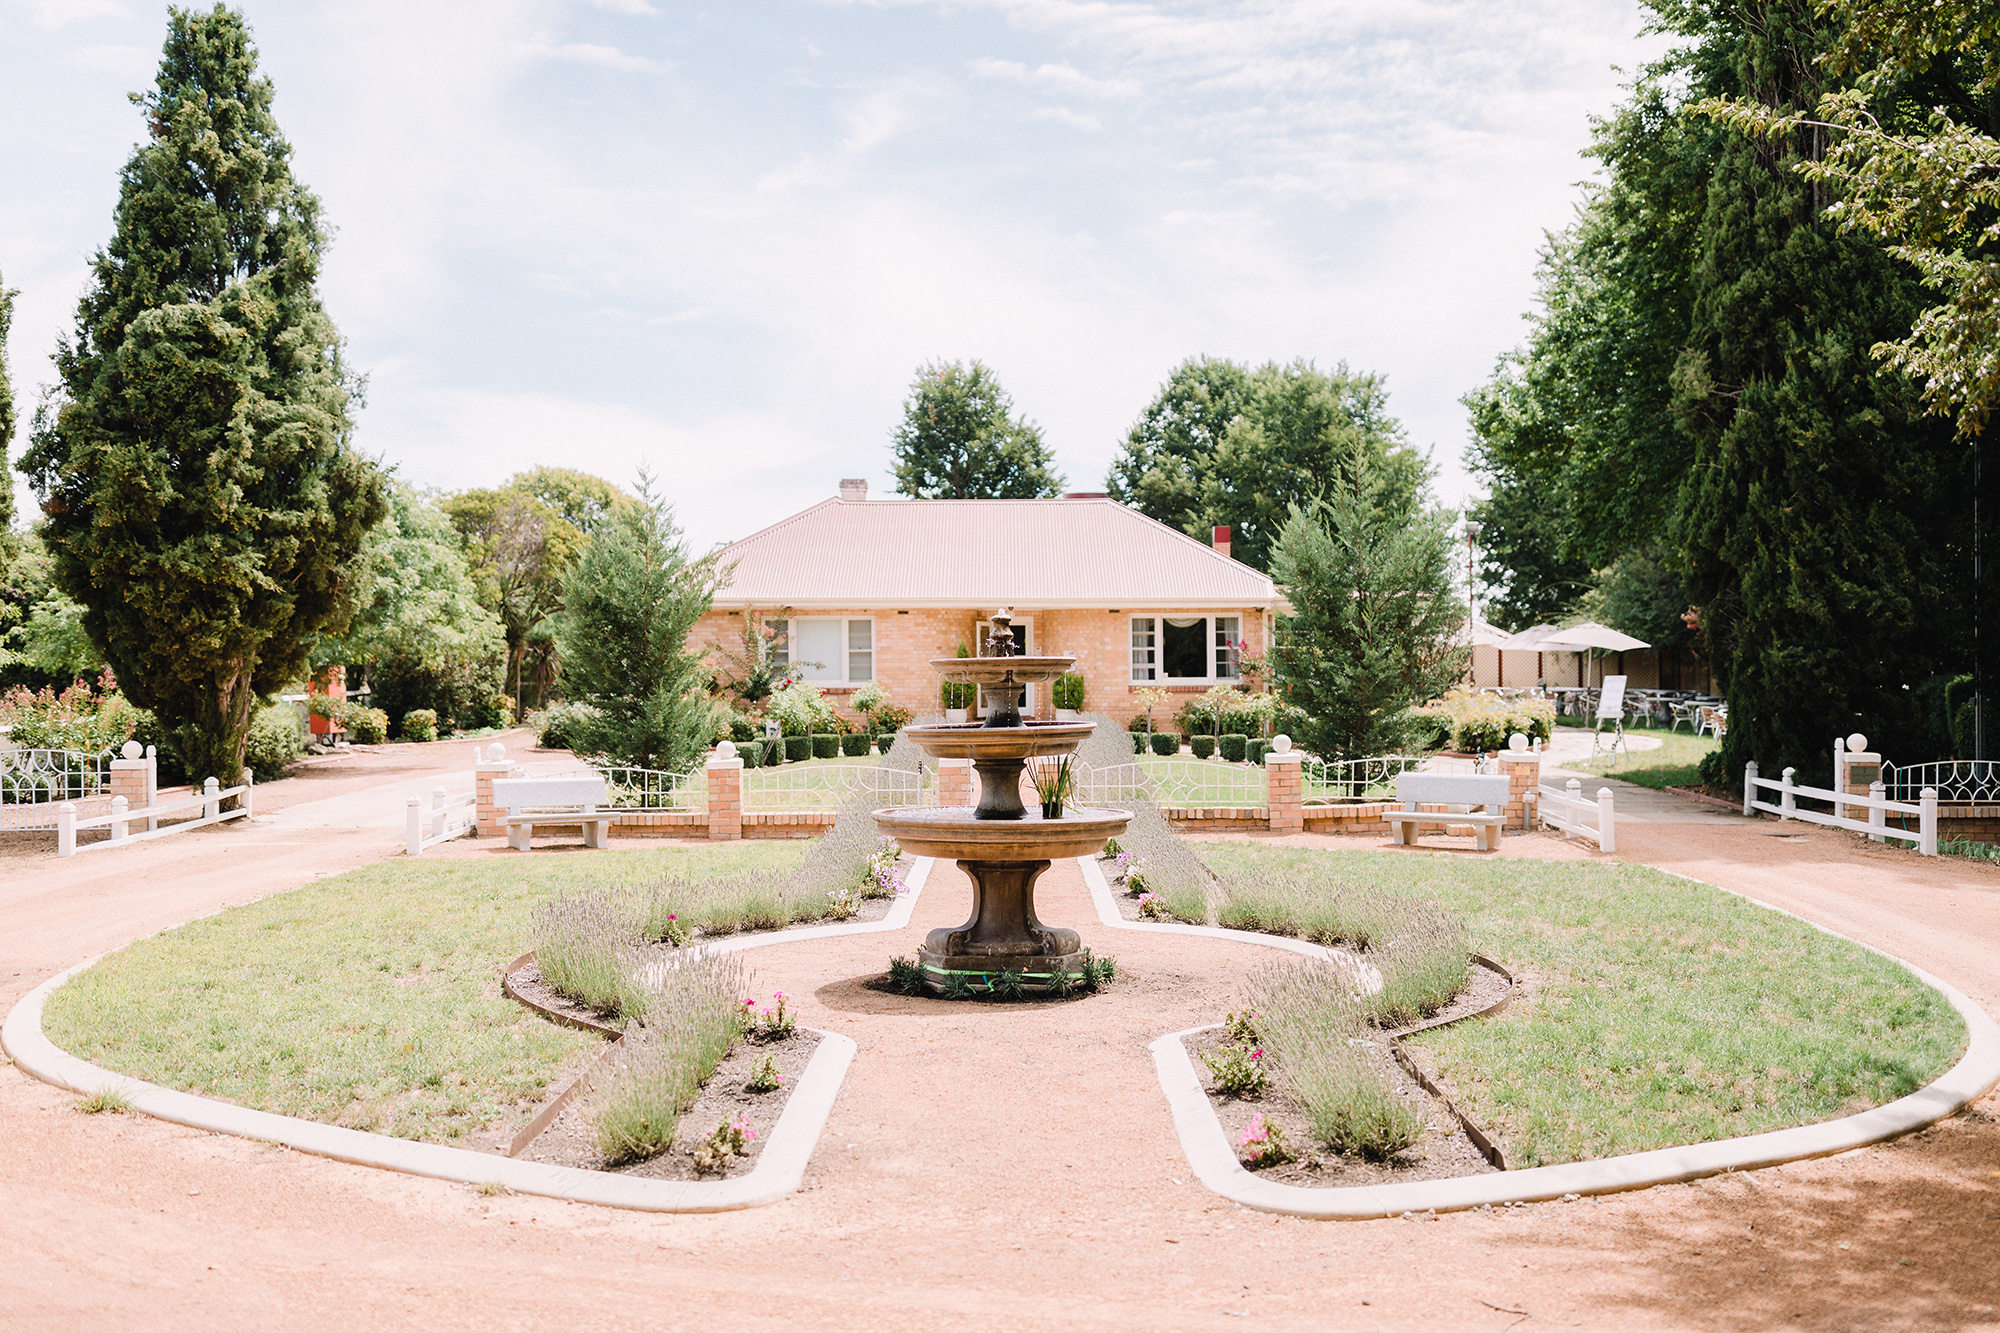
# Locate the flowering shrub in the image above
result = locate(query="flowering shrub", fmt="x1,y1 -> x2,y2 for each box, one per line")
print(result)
0,679 -> 137,753
400,708 -> 439,742
1224,1009 -> 1260,1046
768,681 -> 838,737
1237,1113 -> 1293,1168
692,1117 -> 754,1174
825,887 -> 860,920
1417,688 -> 1555,754
1136,891 -> 1170,921
1202,1042 -> 1268,1098
742,990 -> 796,1040
864,836 -> 906,898
746,1054 -> 784,1093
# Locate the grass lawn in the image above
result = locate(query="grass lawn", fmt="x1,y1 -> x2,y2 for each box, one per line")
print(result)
1108,754 -> 1404,806
1193,843 -> 1964,1167
1570,725 -> 1720,792
42,842 -> 810,1144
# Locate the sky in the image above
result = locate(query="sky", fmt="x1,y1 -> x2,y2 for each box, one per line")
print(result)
1,0 -> 1673,553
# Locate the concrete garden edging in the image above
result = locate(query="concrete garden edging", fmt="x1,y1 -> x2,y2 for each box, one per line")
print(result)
1081,854 -> 2000,1218
0,858 -> 935,1213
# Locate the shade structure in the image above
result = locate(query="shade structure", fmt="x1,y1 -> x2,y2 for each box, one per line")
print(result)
1496,623 -> 1570,652
1533,621 -> 1650,653
1467,618 -> 1512,648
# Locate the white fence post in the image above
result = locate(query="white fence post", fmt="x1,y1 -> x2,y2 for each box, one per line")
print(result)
406,798 -> 424,856
1921,787 -> 1938,856
242,768 -> 254,819
1832,737 -> 1845,825
144,745 -> 159,832
109,795 -> 129,845
1780,767 -> 1796,820
57,802 -> 76,858
1868,780 -> 1886,843
432,786 -> 448,843
1743,758 -> 1758,817
203,777 -> 220,823
1597,785 -> 1616,854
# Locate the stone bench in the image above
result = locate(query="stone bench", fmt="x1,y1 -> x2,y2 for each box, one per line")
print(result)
1388,772 -> 1512,852
490,775 -> 612,851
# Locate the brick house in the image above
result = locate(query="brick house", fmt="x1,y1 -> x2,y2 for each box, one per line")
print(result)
691,482 -> 1282,727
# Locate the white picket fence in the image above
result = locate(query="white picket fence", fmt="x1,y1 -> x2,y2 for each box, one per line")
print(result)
1743,759 -> 1937,855
1531,778 -> 1616,852
57,774 -> 253,857
406,786 -> 479,855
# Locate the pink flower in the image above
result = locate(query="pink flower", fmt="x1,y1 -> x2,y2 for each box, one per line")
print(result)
772,990 -> 788,1002
1250,1049 -> 1264,1060
1237,1113 -> 1269,1147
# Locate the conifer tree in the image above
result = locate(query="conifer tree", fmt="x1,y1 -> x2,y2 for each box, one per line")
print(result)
18,6 -> 385,785
0,273 -> 16,544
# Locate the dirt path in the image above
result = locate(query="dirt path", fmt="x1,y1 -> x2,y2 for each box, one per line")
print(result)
2,757 -> 1997,1331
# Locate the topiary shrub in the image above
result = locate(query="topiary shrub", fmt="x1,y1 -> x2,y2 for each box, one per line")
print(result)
342,704 -> 390,745
1149,732 -> 1179,757
401,708 -> 440,743
243,703 -> 305,778
785,735 -> 812,763
1247,738 -> 1268,766
840,732 -> 870,757
737,739 -> 761,769
1190,735 -> 1216,760
1133,732 -> 1148,754
1053,672 -> 1085,711
1219,733 -> 1248,763
811,733 -> 839,760
876,732 -> 896,755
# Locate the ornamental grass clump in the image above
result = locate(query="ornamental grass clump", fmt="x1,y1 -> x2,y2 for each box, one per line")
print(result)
592,950 -> 748,1166
1367,900 -> 1471,1027
529,891 -> 652,1021
1243,959 -> 1424,1161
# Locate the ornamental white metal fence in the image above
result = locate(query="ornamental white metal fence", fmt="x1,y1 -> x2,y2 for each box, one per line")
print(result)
1881,759 -> 2000,805
1,747 -> 115,831
593,764 -> 706,812
406,786 -> 479,855
1530,778 -> 1616,853
1074,758 -> 1268,809
743,760 -> 930,812
57,774 -> 252,857
1301,754 -> 1430,804
1743,759 -> 1936,855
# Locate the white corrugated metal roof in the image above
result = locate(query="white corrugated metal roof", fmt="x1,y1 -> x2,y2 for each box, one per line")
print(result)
711,498 -> 1278,609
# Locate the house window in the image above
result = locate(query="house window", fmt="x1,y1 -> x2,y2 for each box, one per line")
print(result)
771,618 -> 875,684
1129,615 -> 1243,682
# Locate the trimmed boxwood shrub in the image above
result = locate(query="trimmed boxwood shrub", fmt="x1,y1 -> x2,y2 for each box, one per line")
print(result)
402,708 -> 440,743
1218,733 -> 1248,763
1132,732 -> 1148,754
1149,732 -> 1179,757
784,735 -> 812,763
840,732 -> 870,757
1247,738 -> 1268,766
1190,735 -> 1216,760
759,737 -> 782,766
737,740 -> 761,769
1128,715 -> 1148,733
811,733 -> 839,760
876,732 -> 896,755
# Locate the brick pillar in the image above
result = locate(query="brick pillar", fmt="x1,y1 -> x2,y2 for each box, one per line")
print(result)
1500,752 -> 1542,832
1265,739 -> 1302,834
938,757 -> 974,808
707,745 -> 743,841
475,742 -> 517,838
108,742 -> 158,831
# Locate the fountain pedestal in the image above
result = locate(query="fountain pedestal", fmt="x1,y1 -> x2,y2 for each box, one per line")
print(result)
873,611 -> 1129,994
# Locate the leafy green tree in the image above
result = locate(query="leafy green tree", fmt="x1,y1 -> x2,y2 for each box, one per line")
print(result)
1270,481 -> 1468,764
890,360 -> 1064,499
0,272 -> 16,549
17,6 -> 386,785
314,482 -> 507,731
1111,358 -> 1426,572
553,474 -> 722,770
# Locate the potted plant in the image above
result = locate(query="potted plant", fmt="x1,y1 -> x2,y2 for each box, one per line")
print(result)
1053,671 -> 1085,721
941,642 -> 977,722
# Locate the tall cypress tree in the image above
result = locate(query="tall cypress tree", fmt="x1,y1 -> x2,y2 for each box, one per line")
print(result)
0,272 -> 16,547
18,5 -> 385,784
1672,1 -> 1967,781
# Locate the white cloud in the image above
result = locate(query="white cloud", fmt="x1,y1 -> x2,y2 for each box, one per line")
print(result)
582,0 -> 658,14
525,41 -> 662,73
1030,105 -> 1101,131
15,0 -> 128,31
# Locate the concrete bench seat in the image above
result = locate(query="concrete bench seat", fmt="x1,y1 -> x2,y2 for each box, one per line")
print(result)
490,775 -> 613,851
1388,772 -> 1512,852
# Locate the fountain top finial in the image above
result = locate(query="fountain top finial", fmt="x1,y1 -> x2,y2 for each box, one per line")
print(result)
987,608 -> 1018,657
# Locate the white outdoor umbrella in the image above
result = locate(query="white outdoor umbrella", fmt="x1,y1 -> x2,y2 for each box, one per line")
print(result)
1467,618 -> 1512,648
1532,621 -> 1649,687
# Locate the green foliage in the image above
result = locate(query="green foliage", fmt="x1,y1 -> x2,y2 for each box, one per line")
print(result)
1149,732 -> 1178,757
839,732 -> 870,757
0,681 -> 137,753
596,956 -> 748,1168
242,702 -> 304,776
553,473 -> 720,771
18,8 -> 387,787
890,360 -> 1064,499
0,545 -> 104,687
1243,959 -> 1423,1160
810,733 -> 839,760
1218,733 -> 1247,763
783,735 -> 811,762
1201,1042 -> 1268,1098
1052,672 -> 1085,710
768,680 -> 837,736
1419,688 -> 1556,754
886,956 -> 925,995
1190,735 -> 1216,759
1110,357 -> 1428,572
401,708 -> 439,743
712,612 -> 803,708
0,271 -> 15,542
1271,487 -> 1469,763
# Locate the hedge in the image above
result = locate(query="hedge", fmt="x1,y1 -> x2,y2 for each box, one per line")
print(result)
1218,733 -> 1248,763
1190,735 -> 1216,759
1149,732 -> 1179,757
784,735 -> 812,763
840,733 -> 870,757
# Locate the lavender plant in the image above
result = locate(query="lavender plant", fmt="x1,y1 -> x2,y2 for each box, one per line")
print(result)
1242,959 -> 1423,1161
592,950 -> 749,1164
529,891 -> 652,1021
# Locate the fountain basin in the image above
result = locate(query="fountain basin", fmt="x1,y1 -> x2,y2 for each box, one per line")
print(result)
872,805 -> 1130,862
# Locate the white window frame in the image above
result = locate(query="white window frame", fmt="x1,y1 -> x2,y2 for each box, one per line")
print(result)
1129,614 -> 1241,683
771,616 -> 876,685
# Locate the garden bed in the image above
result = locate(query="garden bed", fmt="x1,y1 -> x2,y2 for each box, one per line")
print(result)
521,1029 -> 822,1181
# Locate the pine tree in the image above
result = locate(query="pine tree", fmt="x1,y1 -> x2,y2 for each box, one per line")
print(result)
1270,479 -> 1468,763
1673,3 -> 1968,781
17,5 -> 386,785
890,360 -> 1064,498
553,475 -> 721,771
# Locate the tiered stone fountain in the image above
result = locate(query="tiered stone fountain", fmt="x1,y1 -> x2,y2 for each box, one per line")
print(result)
874,610 -> 1131,994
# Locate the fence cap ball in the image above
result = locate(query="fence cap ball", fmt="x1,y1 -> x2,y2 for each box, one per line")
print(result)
1846,732 -> 1868,753
715,740 -> 738,760
1270,734 -> 1292,754
122,740 -> 142,760
1507,732 -> 1529,751
486,742 -> 507,761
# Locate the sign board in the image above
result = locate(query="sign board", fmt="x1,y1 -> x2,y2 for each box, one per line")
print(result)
1596,675 -> 1627,720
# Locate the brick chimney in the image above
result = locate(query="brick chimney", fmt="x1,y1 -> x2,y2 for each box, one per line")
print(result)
1212,525 -> 1232,559
839,478 -> 868,501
